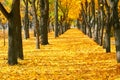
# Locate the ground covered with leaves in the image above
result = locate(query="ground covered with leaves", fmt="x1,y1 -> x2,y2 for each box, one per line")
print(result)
0,28 -> 120,80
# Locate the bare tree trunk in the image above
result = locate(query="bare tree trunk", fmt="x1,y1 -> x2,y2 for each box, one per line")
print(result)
88,2 -> 92,38
39,0 -> 49,45
91,0 -> 95,38
104,0 -> 111,52
94,17 -> 99,44
31,0 -> 40,49
54,0 -> 59,37
24,0 -> 30,39
112,0 -> 120,62
81,3 -> 87,34
0,0 -> 24,65
97,0 -> 104,46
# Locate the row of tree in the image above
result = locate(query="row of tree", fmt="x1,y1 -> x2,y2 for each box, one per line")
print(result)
0,0 -> 72,65
78,0 -> 120,62
2,0 -> 120,65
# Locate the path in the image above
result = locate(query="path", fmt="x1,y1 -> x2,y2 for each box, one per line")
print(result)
0,28 -> 119,80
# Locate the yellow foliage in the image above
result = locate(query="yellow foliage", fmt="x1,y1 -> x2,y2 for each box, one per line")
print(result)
0,12 -> 7,24
0,28 -> 119,79
68,0 -> 80,19
59,0 -> 81,19
0,0 -> 4,2
0,0 -> 12,24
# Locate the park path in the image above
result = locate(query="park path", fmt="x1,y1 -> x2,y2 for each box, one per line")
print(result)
0,28 -> 119,80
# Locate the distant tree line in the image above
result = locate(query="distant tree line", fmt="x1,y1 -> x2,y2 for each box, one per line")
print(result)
77,0 -> 120,63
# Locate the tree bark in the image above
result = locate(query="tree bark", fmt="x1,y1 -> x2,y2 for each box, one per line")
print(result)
0,0 -> 24,65
94,17 -> 99,44
24,0 -> 30,39
100,0 -> 104,46
104,0 -> 111,52
97,0 -> 104,46
39,0 -> 49,45
112,0 -> 120,62
32,0 -> 40,49
91,0 -> 96,40
54,0 -> 59,37
88,3 -> 92,38
81,3 -> 87,34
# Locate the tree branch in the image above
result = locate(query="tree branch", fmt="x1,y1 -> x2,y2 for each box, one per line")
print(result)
0,2 -> 9,20
28,0 -> 32,4
23,0 -> 26,5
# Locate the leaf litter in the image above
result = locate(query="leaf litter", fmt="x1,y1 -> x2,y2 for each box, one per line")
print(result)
0,29 -> 120,80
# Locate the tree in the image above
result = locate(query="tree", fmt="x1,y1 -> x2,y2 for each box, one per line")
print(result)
23,0 -> 30,39
54,0 -> 59,38
39,0 -> 49,45
103,0 -> 111,52
98,0 -> 104,46
58,0 -> 76,33
80,2 -> 87,34
110,0 -> 120,62
0,0 -> 24,65
91,0 -> 99,43
31,0 -> 40,49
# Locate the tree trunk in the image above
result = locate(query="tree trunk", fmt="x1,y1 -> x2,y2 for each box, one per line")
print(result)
9,0 -> 24,65
104,0 -> 111,52
81,3 -> 86,34
104,23 -> 111,52
91,0 -> 95,39
94,17 -> 99,44
39,0 -> 49,45
32,0 -> 40,49
17,18 -> 24,60
112,0 -> 120,62
54,0 -> 59,38
97,0 -> 104,46
24,0 -> 30,39
88,3 -> 92,38
100,1 -> 104,46
0,0 -> 24,65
